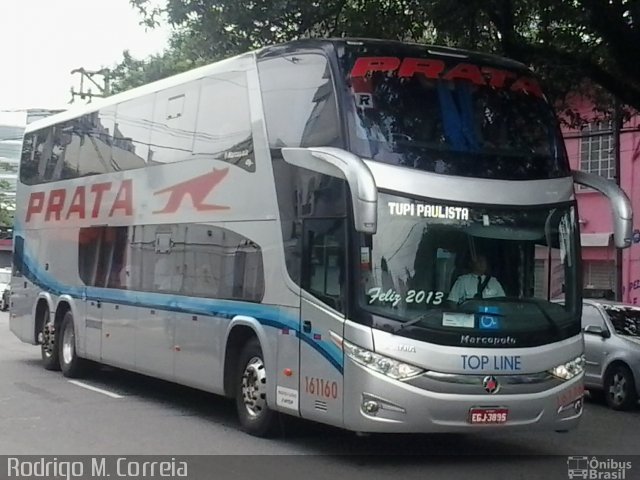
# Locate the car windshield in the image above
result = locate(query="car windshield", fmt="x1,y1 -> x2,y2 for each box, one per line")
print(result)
338,45 -> 569,180
358,193 -> 580,347
0,271 -> 10,284
603,305 -> 640,338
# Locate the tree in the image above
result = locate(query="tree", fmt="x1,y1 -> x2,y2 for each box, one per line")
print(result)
116,0 -> 640,119
0,177 -> 15,228
110,44 -> 209,94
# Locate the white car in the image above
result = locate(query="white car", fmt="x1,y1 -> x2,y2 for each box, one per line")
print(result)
0,268 -> 11,311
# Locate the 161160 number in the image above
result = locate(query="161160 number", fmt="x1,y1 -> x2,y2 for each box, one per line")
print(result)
304,377 -> 338,399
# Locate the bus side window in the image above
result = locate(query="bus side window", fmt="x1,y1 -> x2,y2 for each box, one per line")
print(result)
302,218 -> 346,313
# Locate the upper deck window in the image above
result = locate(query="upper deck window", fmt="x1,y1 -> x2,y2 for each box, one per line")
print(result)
19,71 -> 253,185
258,53 -> 341,149
338,45 -> 570,180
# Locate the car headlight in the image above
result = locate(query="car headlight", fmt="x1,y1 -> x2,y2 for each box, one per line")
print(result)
343,339 -> 425,380
548,355 -> 585,381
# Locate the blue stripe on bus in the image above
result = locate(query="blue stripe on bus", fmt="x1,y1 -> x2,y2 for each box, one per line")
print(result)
16,245 -> 344,374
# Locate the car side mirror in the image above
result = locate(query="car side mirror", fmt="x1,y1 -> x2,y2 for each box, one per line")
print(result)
584,325 -> 611,338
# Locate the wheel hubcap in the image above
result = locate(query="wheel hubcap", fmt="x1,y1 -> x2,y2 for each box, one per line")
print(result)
241,356 -> 267,418
608,373 -> 627,405
62,324 -> 74,365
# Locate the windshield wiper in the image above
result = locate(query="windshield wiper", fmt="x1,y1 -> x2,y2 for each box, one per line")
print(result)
393,314 -> 428,334
392,309 -> 445,334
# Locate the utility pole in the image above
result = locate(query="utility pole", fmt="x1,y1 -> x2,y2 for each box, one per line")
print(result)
69,68 -> 111,103
613,98 -> 623,301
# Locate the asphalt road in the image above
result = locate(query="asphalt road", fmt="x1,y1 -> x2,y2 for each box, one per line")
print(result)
1,311 -> 638,480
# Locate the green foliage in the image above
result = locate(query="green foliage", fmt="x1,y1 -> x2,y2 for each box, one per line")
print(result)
0,177 -> 14,227
109,46 -> 209,94
114,0 -> 640,121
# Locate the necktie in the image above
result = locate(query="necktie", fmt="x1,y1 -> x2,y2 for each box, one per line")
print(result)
476,275 -> 483,298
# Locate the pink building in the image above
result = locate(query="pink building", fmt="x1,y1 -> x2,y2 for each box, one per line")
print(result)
562,106 -> 640,304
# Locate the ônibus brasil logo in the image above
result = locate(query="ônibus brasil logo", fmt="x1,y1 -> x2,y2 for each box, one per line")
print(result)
567,456 -> 632,479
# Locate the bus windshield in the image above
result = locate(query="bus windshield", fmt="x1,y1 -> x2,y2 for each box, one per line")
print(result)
339,45 -> 569,180
358,193 -> 580,347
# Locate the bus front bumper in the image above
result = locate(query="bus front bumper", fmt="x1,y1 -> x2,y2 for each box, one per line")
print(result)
342,359 -> 584,433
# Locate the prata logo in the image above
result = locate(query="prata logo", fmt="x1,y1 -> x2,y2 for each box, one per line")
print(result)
460,335 -> 516,346
153,168 -> 230,214
24,167 -> 232,224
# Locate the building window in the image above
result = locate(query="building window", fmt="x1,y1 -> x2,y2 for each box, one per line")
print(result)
583,260 -> 615,292
580,120 -> 614,180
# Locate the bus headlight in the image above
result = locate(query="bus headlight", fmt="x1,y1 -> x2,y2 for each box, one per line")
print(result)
548,355 -> 585,381
343,340 -> 424,380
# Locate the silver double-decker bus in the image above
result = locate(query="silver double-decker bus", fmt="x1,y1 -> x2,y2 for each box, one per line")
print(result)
10,38 -> 632,436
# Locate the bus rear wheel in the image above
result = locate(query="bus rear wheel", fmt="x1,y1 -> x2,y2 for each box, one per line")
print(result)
40,309 -> 60,371
235,338 -> 278,437
59,311 -> 88,378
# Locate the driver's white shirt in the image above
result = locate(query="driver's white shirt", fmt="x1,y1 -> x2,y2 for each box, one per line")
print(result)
448,273 -> 505,303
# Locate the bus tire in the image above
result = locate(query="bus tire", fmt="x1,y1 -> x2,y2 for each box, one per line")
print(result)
59,311 -> 88,378
604,364 -> 637,411
40,309 -> 60,371
235,337 -> 278,437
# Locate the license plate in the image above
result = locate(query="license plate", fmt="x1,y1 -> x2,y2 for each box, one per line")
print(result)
468,407 -> 508,424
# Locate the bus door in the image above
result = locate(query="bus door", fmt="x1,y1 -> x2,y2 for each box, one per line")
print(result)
10,235 -> 40,343
298,218 -> 346,424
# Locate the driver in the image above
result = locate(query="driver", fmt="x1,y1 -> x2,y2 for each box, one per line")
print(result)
448,254 -> 505,304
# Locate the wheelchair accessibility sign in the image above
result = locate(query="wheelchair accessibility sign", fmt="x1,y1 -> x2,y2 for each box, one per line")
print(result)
479,315 -> 500,330
477,306 -> 501,330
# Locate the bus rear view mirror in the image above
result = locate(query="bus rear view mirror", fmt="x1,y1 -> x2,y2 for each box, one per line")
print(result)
281,147 -> 378,234
572,170 -> 633,249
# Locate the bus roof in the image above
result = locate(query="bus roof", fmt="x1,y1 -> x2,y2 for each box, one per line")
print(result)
25,37 -> 530,134
258,37 -> 529,72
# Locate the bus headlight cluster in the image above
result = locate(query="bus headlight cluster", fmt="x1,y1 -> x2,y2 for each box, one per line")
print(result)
548,355 -> 585,381
343,340 -> 424,380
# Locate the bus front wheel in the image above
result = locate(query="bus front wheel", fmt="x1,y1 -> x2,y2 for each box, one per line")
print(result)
235,338 -> 278,437
59,311 -> 88,378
